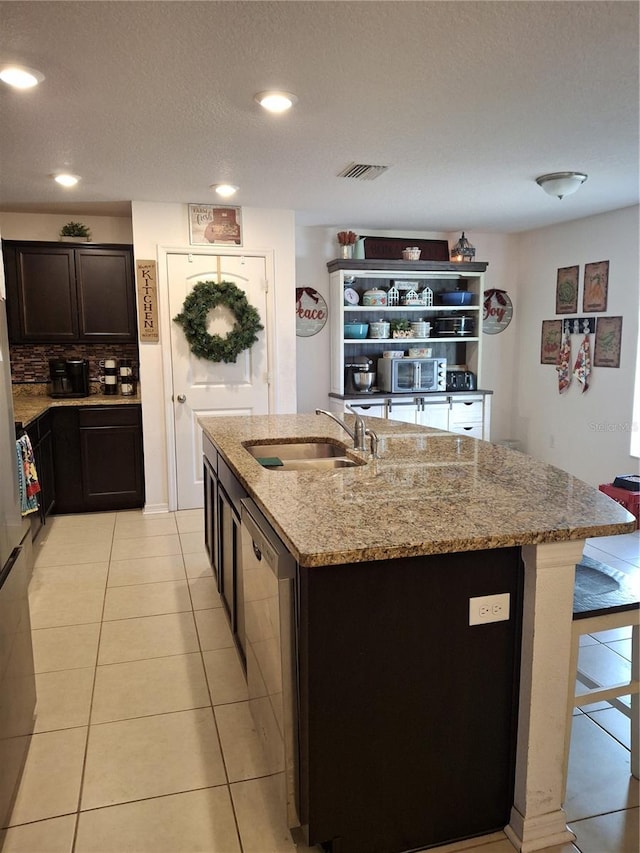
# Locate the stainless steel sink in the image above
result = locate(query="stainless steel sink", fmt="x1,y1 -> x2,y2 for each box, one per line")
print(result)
244,441 -> 365,471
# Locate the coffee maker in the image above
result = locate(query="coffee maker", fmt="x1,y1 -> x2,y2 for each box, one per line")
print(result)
49,358 -> 90,398
344,356 -> 375,394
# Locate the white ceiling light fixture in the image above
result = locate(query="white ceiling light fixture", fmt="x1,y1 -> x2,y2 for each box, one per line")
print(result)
210,183 -> 238,198
0,64 -> 45,89
53,173 -> 81,187
535,172 -> 588,200
254,90 -> 297,113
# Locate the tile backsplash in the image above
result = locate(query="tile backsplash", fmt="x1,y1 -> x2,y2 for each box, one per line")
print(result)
10,342 -> 139,384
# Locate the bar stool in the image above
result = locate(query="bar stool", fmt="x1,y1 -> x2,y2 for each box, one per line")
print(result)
564,557 -> 639,800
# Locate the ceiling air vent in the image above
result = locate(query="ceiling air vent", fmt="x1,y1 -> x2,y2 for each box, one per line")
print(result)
338,162 -> 389,181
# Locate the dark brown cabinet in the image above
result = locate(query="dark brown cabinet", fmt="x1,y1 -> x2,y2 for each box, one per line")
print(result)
52,405 -> 144,514
3,241 -> 137,343
203,435 -> 245,661
25,410 -> 56,539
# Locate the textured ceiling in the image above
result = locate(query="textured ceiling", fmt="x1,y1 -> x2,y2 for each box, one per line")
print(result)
0,0 -> 638,233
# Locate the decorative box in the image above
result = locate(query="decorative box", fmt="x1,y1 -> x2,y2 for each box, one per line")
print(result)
599,483 -> 640,529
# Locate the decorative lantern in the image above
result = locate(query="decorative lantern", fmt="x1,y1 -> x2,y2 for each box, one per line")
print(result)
450,232 -> 476,263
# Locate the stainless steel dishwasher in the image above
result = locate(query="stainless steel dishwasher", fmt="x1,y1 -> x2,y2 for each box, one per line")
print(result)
240,499 -> 299,830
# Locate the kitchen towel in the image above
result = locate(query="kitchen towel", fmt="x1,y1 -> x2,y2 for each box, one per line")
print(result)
16,434 -> 40,515
556,329 -> 572,394
573,333 -> 592,392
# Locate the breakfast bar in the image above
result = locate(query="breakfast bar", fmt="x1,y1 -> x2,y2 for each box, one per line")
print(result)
199,412 -> 635,853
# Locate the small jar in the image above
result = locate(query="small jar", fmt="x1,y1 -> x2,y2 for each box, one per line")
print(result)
362,288 -> 387,307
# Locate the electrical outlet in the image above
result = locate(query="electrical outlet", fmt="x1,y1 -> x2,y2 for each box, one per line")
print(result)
469,593 -> 510,626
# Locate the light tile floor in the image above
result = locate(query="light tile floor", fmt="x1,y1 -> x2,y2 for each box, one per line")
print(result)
1,513 -> 638,853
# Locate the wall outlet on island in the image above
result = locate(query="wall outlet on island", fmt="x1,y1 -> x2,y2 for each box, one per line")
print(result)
469,593 -> 510,626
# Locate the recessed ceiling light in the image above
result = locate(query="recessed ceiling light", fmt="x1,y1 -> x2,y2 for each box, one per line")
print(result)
210,183 -> 238,198
53,173 -> 81,187
0,65 -> 45,89
254,91 -> 297,113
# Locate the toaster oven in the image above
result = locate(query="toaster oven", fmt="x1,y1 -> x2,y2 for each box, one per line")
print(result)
377,357 -> 447,393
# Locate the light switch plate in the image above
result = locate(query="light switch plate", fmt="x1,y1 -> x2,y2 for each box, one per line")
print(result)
469,592 -> 510,625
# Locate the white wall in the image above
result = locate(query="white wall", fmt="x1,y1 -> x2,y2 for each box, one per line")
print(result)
131,201 -> 297,512
512,205 -> 639,487
0,211 -> 133,243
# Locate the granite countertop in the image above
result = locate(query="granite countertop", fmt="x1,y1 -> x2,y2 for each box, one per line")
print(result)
13,386 -> 141,428
199,413 -> 635,568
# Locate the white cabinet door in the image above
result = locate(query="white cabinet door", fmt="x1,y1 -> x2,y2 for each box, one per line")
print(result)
418,401 -> 450,430
386,399 -> 419,424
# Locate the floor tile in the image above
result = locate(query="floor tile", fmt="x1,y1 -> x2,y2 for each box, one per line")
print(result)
32,623 -> 100,673
33,667 -> 95,733
7,727 -> 87,826
107,553 -> 186,587
103,579 -> 191,620
203,647 -> 249,705
98,611 -> 199,664
176,511 -> 204,534
569,806 -> 639,853
587,532 -> 640,566
586,706 -> 632,749
28,584 -> 105,630
113,514 -> 178,539
183,549 -> 213,578
33,540 -> 112,568
74,786 -> 241,852
0,814 -> 77,852
577,642 -> 631,693
110,533 -> 181,561
179,530 -> 207,554
194,608 -> 235,651
605,637 -> 633,662
36,525 -> 114,547
231,774 -> 306,853
31,561 -> 109,589
81,707 -> 227,810
91,653 -> 210,723
189,574 -> 222,610
214,700 -> 275,782
565,713 -> 639,821
591,626 -> 632,643
43,513 -> 116,530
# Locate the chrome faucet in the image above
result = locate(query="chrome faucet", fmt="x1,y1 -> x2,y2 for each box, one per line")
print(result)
315,406 -> 379,458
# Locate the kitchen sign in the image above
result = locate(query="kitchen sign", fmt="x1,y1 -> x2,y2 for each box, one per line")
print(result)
483,289 -> 513,334
136,260 -> 160,342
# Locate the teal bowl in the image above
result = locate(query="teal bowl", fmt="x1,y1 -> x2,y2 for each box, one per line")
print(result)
344,322 -> 369,339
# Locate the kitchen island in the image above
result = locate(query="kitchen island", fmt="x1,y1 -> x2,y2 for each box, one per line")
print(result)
199,413 -> 634,853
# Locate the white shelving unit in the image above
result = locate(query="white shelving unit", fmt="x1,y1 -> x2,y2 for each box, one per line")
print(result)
327,259 -> 492,439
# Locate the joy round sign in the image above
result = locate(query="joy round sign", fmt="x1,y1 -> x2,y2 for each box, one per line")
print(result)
483,289 -> 513,335
296,287 -> 328,337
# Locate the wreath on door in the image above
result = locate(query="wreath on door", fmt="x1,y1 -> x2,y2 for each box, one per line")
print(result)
173,280 -> 263,363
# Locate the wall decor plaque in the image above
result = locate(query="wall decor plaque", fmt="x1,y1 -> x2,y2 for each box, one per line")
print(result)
136,259 -> 159,342
583,260 -> 609,312
188,204 -> 242,246
555,266 -> 579,314
296,287 -> 328,337
540,319 -> 562,364
594,316 -> 622,367
482,289 -> 513,334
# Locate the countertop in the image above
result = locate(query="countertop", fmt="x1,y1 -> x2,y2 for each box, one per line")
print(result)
199,413 -> 635,567
13,386 -> 141,428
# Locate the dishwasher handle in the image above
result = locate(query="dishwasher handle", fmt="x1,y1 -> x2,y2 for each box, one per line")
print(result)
241,499 -> 296,580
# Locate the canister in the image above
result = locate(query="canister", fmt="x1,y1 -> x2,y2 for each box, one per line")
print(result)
362,288 -> 387,307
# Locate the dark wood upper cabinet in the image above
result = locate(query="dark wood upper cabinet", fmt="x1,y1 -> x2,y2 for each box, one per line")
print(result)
3,241 -> 137,343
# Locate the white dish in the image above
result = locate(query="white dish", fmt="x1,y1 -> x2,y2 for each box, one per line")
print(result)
344,287 -> 359,305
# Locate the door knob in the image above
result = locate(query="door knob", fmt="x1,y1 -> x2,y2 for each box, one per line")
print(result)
176,394 -> 186,403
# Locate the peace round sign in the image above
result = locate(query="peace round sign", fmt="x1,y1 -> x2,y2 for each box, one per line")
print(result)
296,287 -> 328,337
483,289 -> 513,335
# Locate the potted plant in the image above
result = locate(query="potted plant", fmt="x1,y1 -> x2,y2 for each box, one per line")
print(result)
59,221 -> 91,242
391,318 -> 412,339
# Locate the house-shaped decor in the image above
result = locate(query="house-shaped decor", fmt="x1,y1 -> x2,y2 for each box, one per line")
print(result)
387,285 -> 400,306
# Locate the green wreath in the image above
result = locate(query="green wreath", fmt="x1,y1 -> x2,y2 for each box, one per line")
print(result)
173,280 -> 263,363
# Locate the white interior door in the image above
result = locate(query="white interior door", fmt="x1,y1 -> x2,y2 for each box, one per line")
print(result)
168,252 -> 270,509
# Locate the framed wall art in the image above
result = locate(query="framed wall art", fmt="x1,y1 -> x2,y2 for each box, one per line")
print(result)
555,266 -> 579,314
540,319 -> 562,364
296,287 -> 328,337
188,204 -> 242,246
583,260 -> 609,312
594,316 -> 622,367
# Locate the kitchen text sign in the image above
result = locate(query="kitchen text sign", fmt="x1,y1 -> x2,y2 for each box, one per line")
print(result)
136,260 -> 160,342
